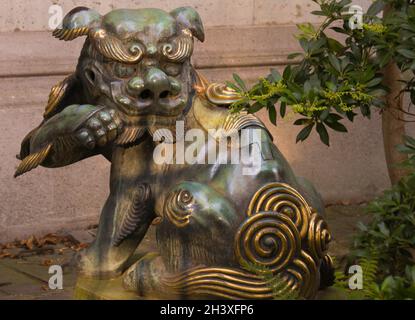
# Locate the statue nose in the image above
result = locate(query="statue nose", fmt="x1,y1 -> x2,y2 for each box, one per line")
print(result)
140,67 -> 172,101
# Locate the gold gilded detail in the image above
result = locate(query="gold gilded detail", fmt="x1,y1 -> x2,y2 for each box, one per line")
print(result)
164,189 -> 196,227
221,112 -> 265,137
193,71 -> 210,95
284,250 -> 319,299
163,267 -> 274,299
43,74 -> 75,119
162,29 -> 194,63
14,143 -> 52,178
157,183 -> 331,299
247,183 -> 311,239
115,127 -> 145,146
52,27 -> 89,41
91,28 -> 143,63
307,212 -> 331,259
235,212 -> 301,273
205,83 -> 243,105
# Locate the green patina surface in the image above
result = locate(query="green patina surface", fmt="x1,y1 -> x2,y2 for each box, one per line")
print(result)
102,9 -> 176,39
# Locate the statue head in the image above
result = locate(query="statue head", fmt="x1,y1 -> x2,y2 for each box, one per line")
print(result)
55,7 -> 204,127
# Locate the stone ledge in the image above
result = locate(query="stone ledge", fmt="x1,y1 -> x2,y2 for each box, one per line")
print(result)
0,25 -> 302,78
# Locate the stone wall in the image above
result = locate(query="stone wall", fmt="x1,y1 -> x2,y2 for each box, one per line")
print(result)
1,0 -> 413,241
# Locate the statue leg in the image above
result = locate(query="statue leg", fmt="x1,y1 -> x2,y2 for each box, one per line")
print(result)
80,185 -> 155,278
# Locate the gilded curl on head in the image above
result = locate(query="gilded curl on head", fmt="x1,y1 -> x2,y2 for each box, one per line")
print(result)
89,28 -> 144,63
162,29 -> 194,63
53,24 -> 193,65
53,25 -> 144,64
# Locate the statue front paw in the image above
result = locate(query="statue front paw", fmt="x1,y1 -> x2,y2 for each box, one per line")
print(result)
75,108 -> 123,149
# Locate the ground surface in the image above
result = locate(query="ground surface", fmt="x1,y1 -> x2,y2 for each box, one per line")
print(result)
0,205 -> 370,300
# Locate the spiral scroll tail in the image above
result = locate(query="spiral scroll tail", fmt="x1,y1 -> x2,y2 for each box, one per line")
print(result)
319,254 -> 335,289
231,182 -> 333,299
235,212 -> 301,273
163,267 -> 274,299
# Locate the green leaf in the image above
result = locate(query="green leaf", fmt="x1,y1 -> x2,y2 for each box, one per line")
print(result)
366,77 -> 383,87
316,123 -> 330,146
360,104 -> 371,118
248,102 -> 263,114
378,52 -> 392,68
287,52 -> 303,60
331,26 -> 349,35
319,109 -> 330,121
325,120 -> 348,133
396,145 -> 415,154
233,73 -> 247,91
327,38 -> 344,53
270,68 -> 282,82
268,105 -> 277,125
404,135 -> 415,147
328,113 -> 343,122
357,221 -> 368,232
280,102 -> 287,118
368,88 -> 387,98
328,54 -> 341,72
299,38 -> 309,52
304,81 -> 312,94
311,10 -> 327,16
397,48 -> 415,59
367,0 -> 385,17
294,118 -> 310,126
346,111 -> 357,122
225,81 -> 241,92
283,65 -> 292,80
296,123 -> 314,143
378,222 -> 390,236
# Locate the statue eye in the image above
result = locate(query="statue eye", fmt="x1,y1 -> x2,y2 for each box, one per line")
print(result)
113,63 -> 136,78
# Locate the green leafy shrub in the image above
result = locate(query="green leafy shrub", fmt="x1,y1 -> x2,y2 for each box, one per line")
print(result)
335,255 -> 415,299
352,135 -> 415,277
342,135 -> 415,299
228,0 -> 415,145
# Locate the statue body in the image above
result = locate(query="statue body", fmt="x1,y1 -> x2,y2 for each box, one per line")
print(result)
16,7 -> 333,299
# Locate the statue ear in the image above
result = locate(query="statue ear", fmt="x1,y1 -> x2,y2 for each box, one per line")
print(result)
53,7 -> 101,41
170,7 -> 205,42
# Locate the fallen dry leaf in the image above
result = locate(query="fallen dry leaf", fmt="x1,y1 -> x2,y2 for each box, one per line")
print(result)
0,232 -> 90,259
0,251 -> 12,259
42,259 -> 54,266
